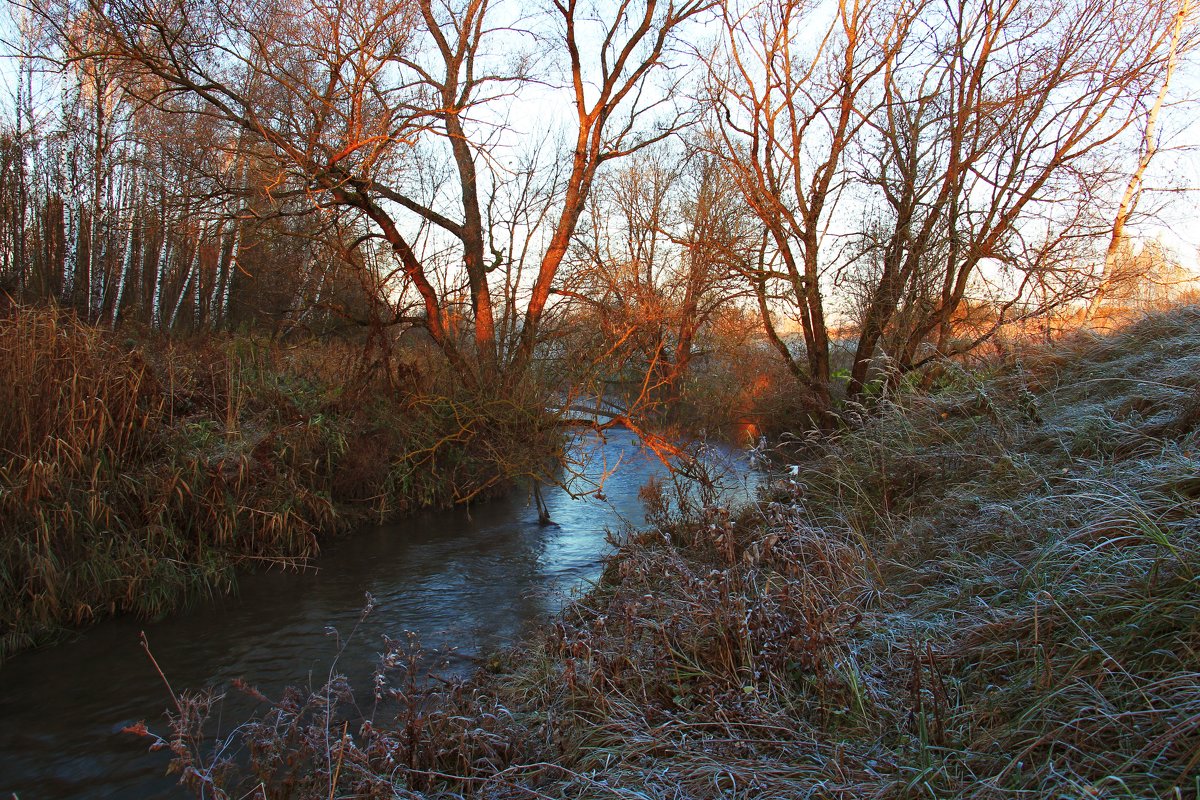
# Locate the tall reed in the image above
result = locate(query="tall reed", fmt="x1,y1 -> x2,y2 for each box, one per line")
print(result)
0,305 -> 541,660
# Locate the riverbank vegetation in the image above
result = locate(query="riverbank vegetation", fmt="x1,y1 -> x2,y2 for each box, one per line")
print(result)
2,0 -> 1199,791
0,304 -> 561,660
150,304 -> 1200,799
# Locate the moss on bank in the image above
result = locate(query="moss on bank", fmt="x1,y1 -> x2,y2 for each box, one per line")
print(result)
159,306 -> 1200,799
0,306 -> 551,661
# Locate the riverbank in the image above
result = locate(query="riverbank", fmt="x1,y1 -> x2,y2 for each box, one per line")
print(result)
0,306 -> 554,661
160,306 -> 1200,798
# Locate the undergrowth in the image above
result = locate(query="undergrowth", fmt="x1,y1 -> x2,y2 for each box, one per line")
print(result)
153,306 -> 1199,798
0,305 -> 550,660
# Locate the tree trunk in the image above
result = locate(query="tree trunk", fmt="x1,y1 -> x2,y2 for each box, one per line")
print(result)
1088,0 -> 1189,322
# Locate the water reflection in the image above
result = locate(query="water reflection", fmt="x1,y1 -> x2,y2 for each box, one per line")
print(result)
0,428 -> 755,798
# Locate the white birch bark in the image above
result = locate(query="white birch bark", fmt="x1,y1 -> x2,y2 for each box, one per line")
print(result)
219,222 -> 241,325
1088,0 -> 1192,321
208,221 -> 228,326
59,72 -> 78,304
112,171 -> 139,327
170,222 -> 207,330
193,225 -> 204,325
151,230 -> 171,329
63,203 -> 78,303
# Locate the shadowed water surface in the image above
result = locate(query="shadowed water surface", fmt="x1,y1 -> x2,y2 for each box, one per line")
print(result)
0,429 -> 756,799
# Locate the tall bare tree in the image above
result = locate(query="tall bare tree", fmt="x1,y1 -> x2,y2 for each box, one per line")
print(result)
850,0 -> 1187,396
707,0 -> 1186,412
1087,0 -> 1195,321
704,0 -> 913,415
561,148 -> 754,421
31,0 -> 709,388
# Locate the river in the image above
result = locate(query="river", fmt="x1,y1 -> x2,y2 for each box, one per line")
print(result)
0,429 -> 757,799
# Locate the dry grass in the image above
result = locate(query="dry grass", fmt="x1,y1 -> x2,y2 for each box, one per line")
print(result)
156,305 -> 1200,799
0,305 -> 545,661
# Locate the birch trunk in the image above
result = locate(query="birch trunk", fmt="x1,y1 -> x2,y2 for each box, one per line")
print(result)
150,231 -> 171,329
62,204 -> 78,304
170,223 -> 206,329
1088,0 -> 1191,321
112,172 -> 139,327
219,223 -> 241,325
208,221 -> 229,328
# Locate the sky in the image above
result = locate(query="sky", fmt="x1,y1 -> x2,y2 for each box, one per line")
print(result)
1,0 -> 1199,281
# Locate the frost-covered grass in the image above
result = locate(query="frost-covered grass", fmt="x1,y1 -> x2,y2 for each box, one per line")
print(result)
159,307 -> 1200,799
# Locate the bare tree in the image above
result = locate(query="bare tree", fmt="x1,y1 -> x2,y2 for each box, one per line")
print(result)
707,0 -> 1186,413
559,147 -> 755,424
28,0 -> 709,389
1087,0 -> 1195,321
704,0 -> 913,416
851,0 -> 1185,396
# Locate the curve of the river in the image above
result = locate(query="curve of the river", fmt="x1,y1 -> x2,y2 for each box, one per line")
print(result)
0,429 -> 757,799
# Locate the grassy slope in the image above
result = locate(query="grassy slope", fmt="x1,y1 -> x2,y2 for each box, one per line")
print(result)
184,306 -> 1200,799
503,307 -> 1200,799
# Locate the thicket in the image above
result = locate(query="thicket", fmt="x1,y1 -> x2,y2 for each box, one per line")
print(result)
0,304 -> 554,661
154,306 -> 1200,799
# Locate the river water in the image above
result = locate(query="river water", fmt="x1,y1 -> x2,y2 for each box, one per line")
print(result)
0,429 -> 757,799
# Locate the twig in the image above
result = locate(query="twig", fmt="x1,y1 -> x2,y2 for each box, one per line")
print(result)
140,630 -> 182,714
329,720 -> 348,800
